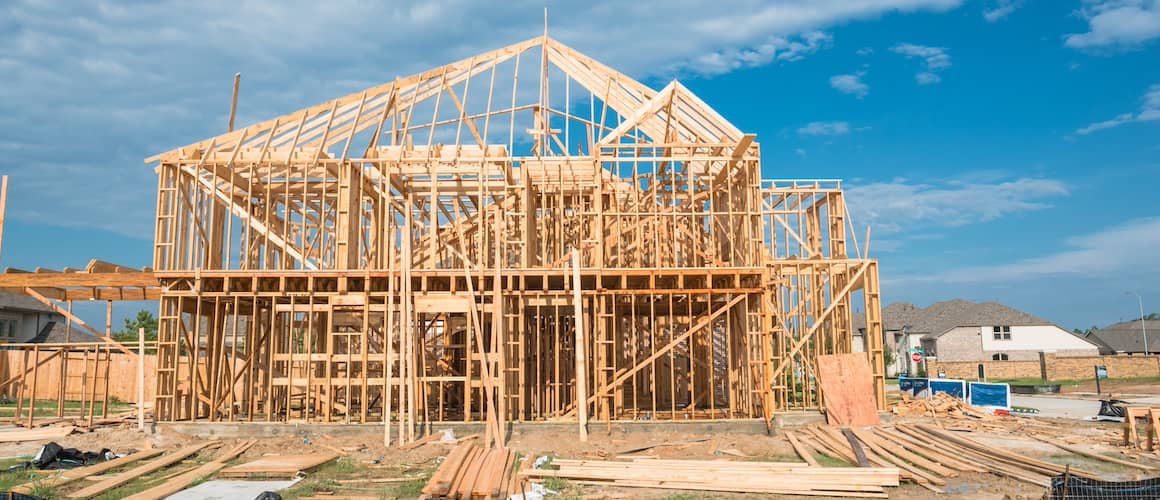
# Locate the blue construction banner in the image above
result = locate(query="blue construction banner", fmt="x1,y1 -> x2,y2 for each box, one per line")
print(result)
968,382 -> 1010,409
929,379 -> 967,399
898,376 -> 931,398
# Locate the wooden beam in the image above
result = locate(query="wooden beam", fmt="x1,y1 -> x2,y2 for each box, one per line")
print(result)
22,288 -> 136,357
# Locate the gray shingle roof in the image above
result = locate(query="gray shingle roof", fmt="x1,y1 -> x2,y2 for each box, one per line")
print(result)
883,299 -> 1051,338
0,291 -> 56,313
1089,320 -> 1160,354
27,321 -> 101,344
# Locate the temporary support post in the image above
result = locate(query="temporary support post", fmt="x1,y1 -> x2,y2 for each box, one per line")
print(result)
138,327 -> 146,430
0,175 -> 7,264
571,249 -> 588,441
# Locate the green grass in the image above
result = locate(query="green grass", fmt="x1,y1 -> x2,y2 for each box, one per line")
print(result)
991,375 -> 1160,386
814,452 -> 853,467
0,399 -> 133,418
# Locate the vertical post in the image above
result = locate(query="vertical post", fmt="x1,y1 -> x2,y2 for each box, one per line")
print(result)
1094,365 -> 1101,396
0,175 -> 7,264
138,327 -> 146,430
571,250 -> 588,442
228,73 -> 241,132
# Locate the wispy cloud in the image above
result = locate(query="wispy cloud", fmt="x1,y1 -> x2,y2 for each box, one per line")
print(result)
856,47 -> 875,56
983,0 -> 1023,22
901,217 -> 1160,283
1065,0 -> 1160,49
891,43 -> 951,84
845,176 -> 1069,234
797,121 -> 851,135
692,31 -> 832,75
830,72 -> 870,98
0,0 -> 967,236
1075,83 -> 1160,135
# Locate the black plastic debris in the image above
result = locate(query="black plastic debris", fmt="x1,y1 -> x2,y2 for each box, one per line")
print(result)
0,493 -> 45,500
1050,475 -> 1160,499
29,442 -> 116,470
253,492 -> 282,500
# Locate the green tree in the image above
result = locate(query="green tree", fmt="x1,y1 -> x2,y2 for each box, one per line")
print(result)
112,309 -> 158,344
1143,313 -> 1160,321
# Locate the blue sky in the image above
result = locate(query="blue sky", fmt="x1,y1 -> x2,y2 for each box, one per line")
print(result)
1,0 -> 1158,330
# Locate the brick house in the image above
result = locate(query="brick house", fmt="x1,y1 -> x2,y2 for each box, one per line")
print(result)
878,299 -> 1100,375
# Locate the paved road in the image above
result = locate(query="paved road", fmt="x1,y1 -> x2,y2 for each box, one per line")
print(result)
1011,394 -> 1160,419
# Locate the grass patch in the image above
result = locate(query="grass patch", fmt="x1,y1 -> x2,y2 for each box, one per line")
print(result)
991,375 -> 1160,386
0,467 -> 40,493
1042,454 -> 1127,475
540,476 -> 569,491
814,452 -> 853,467
0,399 -> 133,418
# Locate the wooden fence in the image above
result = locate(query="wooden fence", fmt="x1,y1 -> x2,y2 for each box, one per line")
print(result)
1,348 -> 156,403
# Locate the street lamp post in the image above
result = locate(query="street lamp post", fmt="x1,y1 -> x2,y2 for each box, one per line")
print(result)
1126,291 -> 1149,356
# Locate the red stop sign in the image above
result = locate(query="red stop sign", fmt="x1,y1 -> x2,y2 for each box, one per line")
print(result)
911,352 -> 923,362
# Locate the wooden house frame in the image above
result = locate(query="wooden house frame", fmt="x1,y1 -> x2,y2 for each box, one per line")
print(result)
144,35 -> 884,436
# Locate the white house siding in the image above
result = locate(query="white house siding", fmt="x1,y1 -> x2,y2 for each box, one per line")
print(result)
979,325 -> 1098,359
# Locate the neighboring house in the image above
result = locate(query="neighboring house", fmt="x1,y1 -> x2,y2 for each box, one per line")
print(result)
0,291 -> 97,344
1088,319 -> 1159,355
882,300 -> 1100,375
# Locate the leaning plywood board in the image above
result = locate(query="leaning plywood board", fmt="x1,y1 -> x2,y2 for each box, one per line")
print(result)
219,452 -> 339,478
816,354 -> 880,426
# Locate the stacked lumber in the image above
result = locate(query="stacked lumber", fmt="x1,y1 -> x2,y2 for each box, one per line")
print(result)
419,443 -> 523,499
521,457 -> 900,498
891,392 -> 993,419
800,424 -> 1107,490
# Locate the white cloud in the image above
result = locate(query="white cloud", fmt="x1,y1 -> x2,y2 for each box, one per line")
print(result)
915,71 -> 942,84
845,176 -> 1069,234
907,218 -> 1160,283
891,43 -> 951,84
1065,0 -> 1160,49
0,0 -> 967,236
692,31 -> 832,75
1075,83 -> 1160,135
794,148 -> 807,157
856,47 -> 875,56
797,121 -> 851,135
830,72 -> 870,98
983,0 -> 1023,22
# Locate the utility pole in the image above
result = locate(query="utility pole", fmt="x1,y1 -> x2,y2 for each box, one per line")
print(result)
1126,291 -> 1149,355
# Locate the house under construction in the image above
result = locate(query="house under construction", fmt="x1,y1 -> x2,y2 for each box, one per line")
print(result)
145,35 -> 885,435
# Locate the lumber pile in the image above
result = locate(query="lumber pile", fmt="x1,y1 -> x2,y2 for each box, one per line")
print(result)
891,392 -> 993,419
795,424 -> 1108,490
220,452 -> 339,478
419,443 -> 524,499
0,425 -> 76,442
521,457 -> 899,497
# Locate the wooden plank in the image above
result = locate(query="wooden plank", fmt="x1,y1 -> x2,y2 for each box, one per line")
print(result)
67,442 -> 218,498
123,440 -> 256,500
785,431 -> 819,466
816,354 -> 880,426
0,426 -> 75,443
10,448 -> 164,494
219,451 -> 338,478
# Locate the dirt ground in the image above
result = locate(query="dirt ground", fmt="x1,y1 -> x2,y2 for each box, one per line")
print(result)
0,415 -> 1152,499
